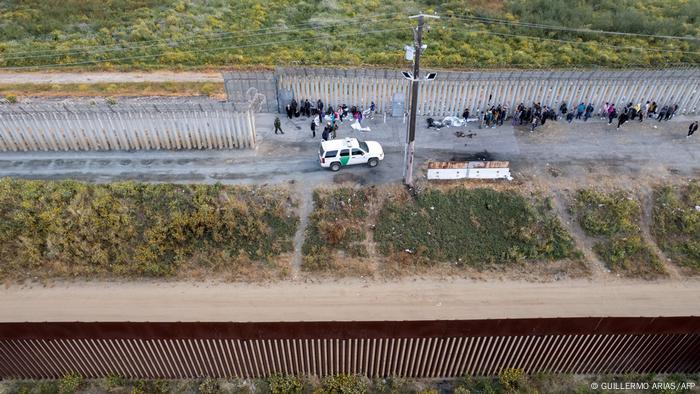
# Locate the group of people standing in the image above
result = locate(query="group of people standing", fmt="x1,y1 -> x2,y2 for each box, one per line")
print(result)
279,98 -> 376,140
459,99 -> 684,133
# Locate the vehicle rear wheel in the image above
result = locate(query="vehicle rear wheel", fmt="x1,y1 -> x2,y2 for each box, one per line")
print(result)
330,162 -> 341,171
368,158 -> 379,168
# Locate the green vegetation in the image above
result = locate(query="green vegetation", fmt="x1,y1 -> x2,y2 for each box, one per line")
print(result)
374,187 -> 578,268
58,372 -> 83,394
0,82 -> 225,98
302,187 -> 373,274
4,373 -> 698,394
321,375 -> 368,394
267,374 -> 304,394
0,179 -> 298,281
652,181 -> 700,273
572,189 -> 665,278
0,0 -> 697,70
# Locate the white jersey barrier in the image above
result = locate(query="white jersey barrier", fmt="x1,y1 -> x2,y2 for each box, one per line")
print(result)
427,161 -> 513,181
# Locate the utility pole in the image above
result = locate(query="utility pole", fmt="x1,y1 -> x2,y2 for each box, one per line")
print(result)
404,13 -> 439,187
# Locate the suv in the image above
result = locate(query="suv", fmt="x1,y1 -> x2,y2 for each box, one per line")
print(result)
319,137 -> 384,171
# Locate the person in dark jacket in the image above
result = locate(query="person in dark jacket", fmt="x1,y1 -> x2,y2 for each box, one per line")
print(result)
462,108 -> 470,121
559,102 -> 568,116
310,119 -> 316,138
317,100 -> 324,118
617,111 -> 628,129
687,121 -> 698,138
274,116 -> 284,134
321,122 -> 331,141
658,106 -> 668,121
584,103 -> 594,121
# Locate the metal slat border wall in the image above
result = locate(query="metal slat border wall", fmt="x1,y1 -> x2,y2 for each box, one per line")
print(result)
0,103 -> 257,152
0,318 -> 699,379
274,67 -> 700,117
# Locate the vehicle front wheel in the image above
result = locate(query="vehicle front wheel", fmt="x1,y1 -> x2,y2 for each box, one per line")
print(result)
368,158 -> 379,167
330,162 -> 341,171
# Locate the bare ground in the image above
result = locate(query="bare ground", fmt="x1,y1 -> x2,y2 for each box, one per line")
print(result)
1,278 -> 698,322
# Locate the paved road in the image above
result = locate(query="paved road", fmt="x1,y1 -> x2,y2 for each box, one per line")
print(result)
0,71 -> 223,84
2,279 -> 698,322
0,114 -> 696,185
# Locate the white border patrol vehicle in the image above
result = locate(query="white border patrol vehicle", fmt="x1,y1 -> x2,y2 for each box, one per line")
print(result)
319,137 -> 384,171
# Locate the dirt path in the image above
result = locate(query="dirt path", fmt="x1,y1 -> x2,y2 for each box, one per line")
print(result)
551,190 -> 608,278
1,279 -> 698,322
291,184 -> 315,278
640,187 -> 682,279
0,71 -> 222,84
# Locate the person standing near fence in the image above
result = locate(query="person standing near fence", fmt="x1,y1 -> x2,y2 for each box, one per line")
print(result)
635,103 -> 643,122
688,121 -> 698,138
617,110 -> 629,129
584,103 -> 594,121
608,104 -> 616,125
274,116 -> 284,134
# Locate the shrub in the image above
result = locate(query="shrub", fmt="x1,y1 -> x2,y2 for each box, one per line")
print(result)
58,372 -> 83,394
198,378 -> 222,394
200,83 -> 218,97
267,374 -> 304,394
321,374 -> 368,394
103,373 -> 125,389
105,97 -> 117,105
5,94 -> 18,103
499,368 -> 524,391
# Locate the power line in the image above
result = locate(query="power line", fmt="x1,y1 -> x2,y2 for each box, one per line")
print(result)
1,27 -> 409,70
446,28 -> 700,56
447,15 -> 700,42
0,12 -> 404,59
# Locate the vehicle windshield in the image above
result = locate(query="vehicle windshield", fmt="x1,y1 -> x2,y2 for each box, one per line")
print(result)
359,141 -> 369,152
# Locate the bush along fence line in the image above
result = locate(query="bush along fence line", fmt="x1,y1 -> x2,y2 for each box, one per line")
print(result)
224,67 -> 700,117
0,317 -> 698,379
0,102 -> 256,152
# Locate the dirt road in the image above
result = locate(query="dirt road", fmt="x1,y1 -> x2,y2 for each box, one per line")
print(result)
0,71 -> 222,84
1,279 -> 698,322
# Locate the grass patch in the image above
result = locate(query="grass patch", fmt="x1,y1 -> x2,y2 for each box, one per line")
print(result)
652,181 -> 700,274
0,82 -> 225,99
302,187 -> 373,275
374,187 -> 578,269
0,179 -> 298,282
571,189 -> 665,278
0,0 -> 697,69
